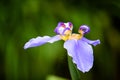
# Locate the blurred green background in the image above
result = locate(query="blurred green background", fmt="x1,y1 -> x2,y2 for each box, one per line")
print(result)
0,0 -> 120,80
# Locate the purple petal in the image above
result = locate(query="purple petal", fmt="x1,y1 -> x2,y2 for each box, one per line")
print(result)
48,35 -> 61,43
54,22 -> 65,34
82,37 -> 100,46
54,22 -> 73,35
64,22 -> 73,30
79,25 -> 90,34
64,39 -> 93,73
24,35 -> 61,49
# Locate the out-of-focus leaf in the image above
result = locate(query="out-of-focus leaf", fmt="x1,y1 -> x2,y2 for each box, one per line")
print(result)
46,75 -> 68,80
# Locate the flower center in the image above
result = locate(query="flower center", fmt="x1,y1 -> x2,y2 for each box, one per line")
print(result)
69,34 -> 83,40
60,30 -> 71,41
60,30 -> 83,41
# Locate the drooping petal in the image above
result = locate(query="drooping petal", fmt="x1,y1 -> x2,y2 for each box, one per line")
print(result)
64,39 -> 93,73
24,35 -> 61,49
81,37 -> 100,46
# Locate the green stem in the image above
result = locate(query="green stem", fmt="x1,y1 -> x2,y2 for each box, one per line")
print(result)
68,56 -> 81,80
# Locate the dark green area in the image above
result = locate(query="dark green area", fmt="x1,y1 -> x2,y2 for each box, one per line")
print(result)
0,0 -> 120,80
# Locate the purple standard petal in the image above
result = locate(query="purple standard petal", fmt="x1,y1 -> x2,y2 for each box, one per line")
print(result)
54,22 -> 65,34
64,39 -> 93,73
24,35 -> 61,49
79,25 -> 90,34
54,22 -> 73,35
64,22 -> 73,30
81,37 -> 100,46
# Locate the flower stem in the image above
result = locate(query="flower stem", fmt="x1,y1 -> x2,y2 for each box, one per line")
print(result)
68,56 -> 81,80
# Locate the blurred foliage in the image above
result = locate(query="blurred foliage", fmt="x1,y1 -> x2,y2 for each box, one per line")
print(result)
0,0 -> 120,80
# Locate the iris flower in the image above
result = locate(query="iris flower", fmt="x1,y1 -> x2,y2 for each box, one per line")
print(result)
24,22 -> 100,73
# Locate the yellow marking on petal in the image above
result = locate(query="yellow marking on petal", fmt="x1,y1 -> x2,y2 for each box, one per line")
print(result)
60,30 -> 84,41
64,30 -> 71,35
69,34 -> 83,40
60,33 -> 83,41
78,30 -> 84,34
60,30 -> 72,41
60,35 -> 70,41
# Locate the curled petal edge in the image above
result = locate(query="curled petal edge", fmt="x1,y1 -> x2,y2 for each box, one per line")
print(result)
24,35 -> 61,49
64,40 -> 93,73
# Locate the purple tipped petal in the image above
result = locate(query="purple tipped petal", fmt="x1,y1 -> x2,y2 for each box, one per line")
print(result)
62,28 -> 71,34
82,37 -> 100,46
54,22 -> 73,35
24,35 -> 61,49
79,25 -> 90,34
68,22 -> 73,28
54,22 -> 65,34
64,39 -> 93,73
65,22 -> 73,30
